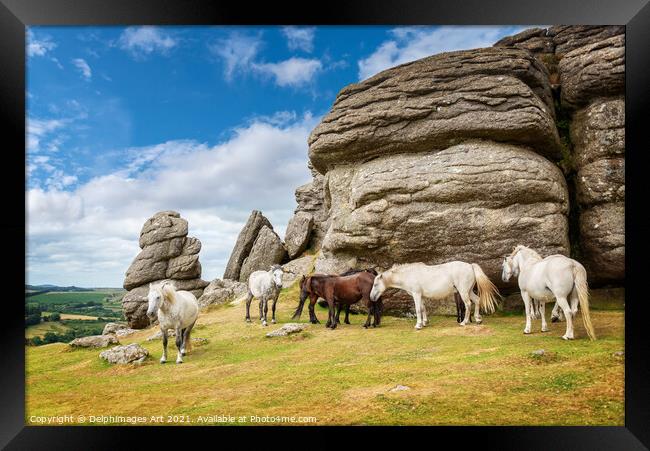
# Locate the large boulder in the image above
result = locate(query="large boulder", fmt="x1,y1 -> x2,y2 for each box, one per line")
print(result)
223,210 -> 272,280
571,98 -> 625,283
239,226 -> 288,283
122,278 -> 208,329
558,34 -> 624,109
122,211 -> 208,328
550,25 -> 624,58
284,211 -> 314,259
308,47 -> 561,174
197,278 -> 248,308
314,141 -> 570,296
294,163 -> 329,250
281,255 -> 315,287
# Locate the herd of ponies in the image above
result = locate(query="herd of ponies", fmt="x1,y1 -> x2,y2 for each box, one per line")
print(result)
146,244 -> 596,364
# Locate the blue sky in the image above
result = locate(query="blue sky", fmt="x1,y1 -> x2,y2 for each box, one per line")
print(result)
26,25 -> 533,287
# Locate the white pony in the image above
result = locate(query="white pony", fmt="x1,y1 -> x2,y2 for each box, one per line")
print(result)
245,264 -> 284,326
369,261 -> 500,330
501,245 -> 596,340
147,281 -> 199,363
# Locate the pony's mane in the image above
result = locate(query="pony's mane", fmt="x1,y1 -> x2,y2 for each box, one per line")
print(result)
510,245 -> 542,260
388,262 -> 426,273
151,280 -> 177,303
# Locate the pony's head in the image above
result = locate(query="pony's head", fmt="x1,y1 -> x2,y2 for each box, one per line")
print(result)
270,264 -> 283,287
369,272 -> 388,303
501,256 -> 519,282
147,281 -> 175,319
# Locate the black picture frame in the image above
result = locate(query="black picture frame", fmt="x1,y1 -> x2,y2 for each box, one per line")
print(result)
2,0 -> 648,448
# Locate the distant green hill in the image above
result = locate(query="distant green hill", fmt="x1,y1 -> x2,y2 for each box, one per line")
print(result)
26,284 -> 91,293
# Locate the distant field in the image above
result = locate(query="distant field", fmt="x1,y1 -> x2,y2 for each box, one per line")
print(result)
42,312 -> 99,320
28,291 -> 114,306
25,322 -> 71,339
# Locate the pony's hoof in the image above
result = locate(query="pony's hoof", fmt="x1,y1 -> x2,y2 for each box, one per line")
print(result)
176,360 -> 183,364
262,322 -> 268,327
160,359 -> 166,364
562,335 -> 574,340
414,325 -> 423,330
541,327 -> 549,333
271,319 -> 276,324
245,318 -> 251,323
524,330 -> 531,334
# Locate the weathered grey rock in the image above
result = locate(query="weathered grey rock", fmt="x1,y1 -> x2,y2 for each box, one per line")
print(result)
102,322 -> 128,335
239,226 -> 288,283
123,238 -> 185,290
266,323 -> 307,337
99,343 -> 148,364
559,35 -> 624,109
281,255 -> 315,288
223,210 -> 272,280
115,328 -> 137,338
390,385 -> 411,392
69,334 -> 118,348
198,278 -> 248,308
531,349 -> 545,356
494,27 -> 555,55
308,47 -> 561,173
284,211 -> 314,259
571,98 -> 625,284
295,166 -> 329,250
579,203 -> 625,283
122,278 -> 208,329
139,211 -> 188,248
166,254 -> 201,279
314,141 -> 569,305
550,25 -> 624,58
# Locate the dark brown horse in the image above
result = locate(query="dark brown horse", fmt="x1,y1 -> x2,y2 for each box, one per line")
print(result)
292,269 -> 382,329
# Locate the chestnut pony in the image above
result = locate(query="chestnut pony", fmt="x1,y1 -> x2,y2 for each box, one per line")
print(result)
292,269 -> 382,329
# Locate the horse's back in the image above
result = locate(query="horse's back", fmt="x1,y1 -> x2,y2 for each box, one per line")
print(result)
177,290 -> 199,316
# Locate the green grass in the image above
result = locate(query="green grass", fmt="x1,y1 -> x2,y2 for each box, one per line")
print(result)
25,283 -> 624,426
28,291 -> 114,306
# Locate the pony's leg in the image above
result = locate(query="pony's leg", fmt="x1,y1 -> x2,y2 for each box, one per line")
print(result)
556,296 -> 574,340
344,305 -> 351,325
569,289 -> 579,318
521,291 -> 533,334
421,301 -> 429,326
551,302 -> 562,322
160,328 -> 168,364
469,291 -> 482,324
179,327 -> 187,355
175,326 -> 184,363
455,292 -> 464,323
308,295 -> 320,324
335,303 -> 342,324
262,297 -> 269,327
540,302 -> 549,332
271,295 -> 278,324
245,292 -> 254,322
328,299 -> 337,329
181,321 -> 196,356
459,291 -> 472,326
413,292 -> 424,330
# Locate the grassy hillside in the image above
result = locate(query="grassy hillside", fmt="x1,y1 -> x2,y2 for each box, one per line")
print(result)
26,283 -> 624,426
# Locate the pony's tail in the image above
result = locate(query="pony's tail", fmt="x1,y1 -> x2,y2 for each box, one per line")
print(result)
573,264 -> 596,340
292,287 -> 308,320
471,263 -> 500,314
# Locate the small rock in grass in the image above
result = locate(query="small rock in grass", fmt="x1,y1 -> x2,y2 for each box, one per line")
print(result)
390,385 -> 411,392
100,343 -> 149,364
266,323 -> 307,337
612,351 -> 624,357
531,349 -> 545,356
69,334 -> 119,348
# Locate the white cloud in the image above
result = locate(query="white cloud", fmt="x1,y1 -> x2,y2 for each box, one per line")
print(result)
358,25 -> 531,80
72,58 -> 92,80
252,57 -> 322,87
27,30 -> 57,57
26,112 -> 318,287
27,118 -> 68,152
210,32 -> 263,81
118,26 -> 177,58
282,26 -> 316,52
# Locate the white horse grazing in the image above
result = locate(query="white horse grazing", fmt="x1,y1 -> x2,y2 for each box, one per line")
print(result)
369,261 -> 500,330
147,281 -> 199,363
245,264 -> 284,326
501,245 -> 596,340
